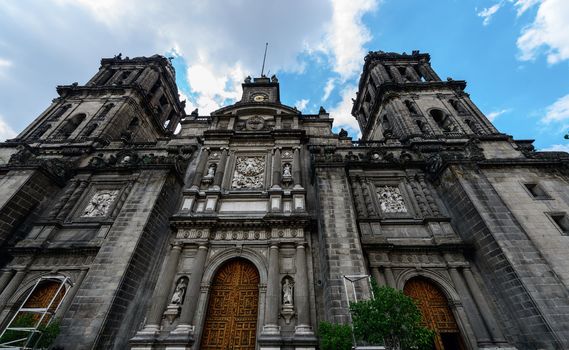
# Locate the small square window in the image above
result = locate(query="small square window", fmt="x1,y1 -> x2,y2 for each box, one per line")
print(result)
524,183 -> 549,199
548,213 -> 569,235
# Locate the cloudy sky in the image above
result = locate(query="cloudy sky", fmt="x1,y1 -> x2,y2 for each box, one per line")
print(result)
0,0 -> 568,150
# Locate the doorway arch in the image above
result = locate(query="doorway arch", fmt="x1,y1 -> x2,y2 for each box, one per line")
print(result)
404,277 -> 466,350
201,258 -> 260,350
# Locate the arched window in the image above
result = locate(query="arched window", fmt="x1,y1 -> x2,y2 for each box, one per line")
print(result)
55,113 -> 86,139
0,276 -> 70,348
404,277 -> 466,350
430,109 -> 456,132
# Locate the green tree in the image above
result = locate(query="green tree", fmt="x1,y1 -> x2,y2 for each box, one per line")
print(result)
318,321 -> 354,350
350,282 -> 434,350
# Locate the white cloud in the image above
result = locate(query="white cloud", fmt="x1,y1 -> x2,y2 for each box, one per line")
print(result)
322,78 -> 335,101
539,144 -> 569,152
0,0 -> 333,128
541,94 -> 569,123
512,0 -> 541,16
0,58 -> 12,78
295,99 -> 309,111
0,114 -> 17,141
329,85 -> 361,138
323,0 -> 378,81
478,3 -> 503,26
486,108 -> 512,121
517,0 -> 569,63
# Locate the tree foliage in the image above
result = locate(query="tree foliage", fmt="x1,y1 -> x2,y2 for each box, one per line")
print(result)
350,282 -> 434,350
318,321 -> 354,350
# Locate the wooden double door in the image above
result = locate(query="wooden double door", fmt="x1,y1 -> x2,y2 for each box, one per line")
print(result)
201,259 -> 260,350
404,277 -> 466,350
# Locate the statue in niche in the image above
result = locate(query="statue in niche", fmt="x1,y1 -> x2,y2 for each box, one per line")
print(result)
170,278 -> 188,305
280,277 -> 295,324
282,278 -> 294,305
283,163 -> 292,177
82,190 -> 119,217
206,163 -> 216,177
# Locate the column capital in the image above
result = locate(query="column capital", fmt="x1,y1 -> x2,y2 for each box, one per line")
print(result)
295,242 -> 307,249
269,243 -> 280,250
197,243 -> 209,250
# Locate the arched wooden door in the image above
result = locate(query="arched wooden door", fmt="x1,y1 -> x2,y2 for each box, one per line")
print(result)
201,259 -> 260,350
404,277 -> 465,350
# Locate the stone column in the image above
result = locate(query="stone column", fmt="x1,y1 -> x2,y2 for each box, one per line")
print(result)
462,267 -> 507,343
175,244 -> 208,334
295,243 -> 313,335
191,148 -> 210,189
375,64 -> 391,82
371,267 -> 386,287
383,266 -> 396,288
213,148 -> 228,188
48,180 -> 78,218
292,147 -> 301,188
141,243 -> 183,333
58,180 -> 88,220
55,268 -> 88,320
389,66 -> 404,83
0,269 -> 15,294
262,244 -> 280,335
0,269 -> 27,309
350,178 -> 368,218
406,66 -> 421,82
447,266 -> 491,344
272,148 -> 282,188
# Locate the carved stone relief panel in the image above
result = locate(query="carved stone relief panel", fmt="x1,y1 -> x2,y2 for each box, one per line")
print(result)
82,190 -> 119,217
231,156 -> 265,189
376,185 -> 407,213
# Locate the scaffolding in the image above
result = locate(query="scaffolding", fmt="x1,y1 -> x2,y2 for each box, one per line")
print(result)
0,276 -> 69,349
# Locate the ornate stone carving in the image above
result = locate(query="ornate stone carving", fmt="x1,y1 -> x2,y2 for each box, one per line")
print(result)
82,190 -> 119,217
170,277 -> 188,305
282,278 -> 294,305
246,116 -> 265,130
376,186 -> 407,213
280,276 -> 296,324
231,156 -> 265,189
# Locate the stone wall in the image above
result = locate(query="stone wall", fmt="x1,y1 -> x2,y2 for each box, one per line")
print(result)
314,166 -> 367,323
0,169 -> 59,252
437,164 -> 569,348
56,169 -> 180,349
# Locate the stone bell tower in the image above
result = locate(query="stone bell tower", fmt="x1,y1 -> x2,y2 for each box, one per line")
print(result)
16,54 -> 185,146
353,50 -> 498,142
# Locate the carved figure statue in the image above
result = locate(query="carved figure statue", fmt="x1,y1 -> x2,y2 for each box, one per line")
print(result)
206,163 -> 216,177
170,278 -> 188,305
283,279 -> 294,305
283,163 -> 292,177
82,190 -> 119,217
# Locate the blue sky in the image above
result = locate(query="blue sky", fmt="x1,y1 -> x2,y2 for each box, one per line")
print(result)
0,0 -> 568,150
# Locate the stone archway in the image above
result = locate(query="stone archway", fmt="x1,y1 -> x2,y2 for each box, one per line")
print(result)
404,277 -> 466,350
201,258 -> 260,350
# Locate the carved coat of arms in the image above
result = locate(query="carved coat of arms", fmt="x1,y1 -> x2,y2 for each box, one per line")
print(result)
231,156 -> 265,189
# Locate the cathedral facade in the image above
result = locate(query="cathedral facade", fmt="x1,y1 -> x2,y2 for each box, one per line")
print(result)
1,51 -> 569,349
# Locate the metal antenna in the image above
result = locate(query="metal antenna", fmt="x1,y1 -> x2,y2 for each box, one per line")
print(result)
261,42 -> 268,77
